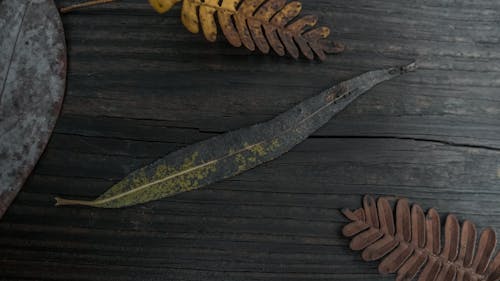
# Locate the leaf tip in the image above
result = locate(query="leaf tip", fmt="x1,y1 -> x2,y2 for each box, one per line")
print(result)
341,208 -> 351,216
342,208 -> 364,221
402,61 -> 418,73
388,61 -> 418,76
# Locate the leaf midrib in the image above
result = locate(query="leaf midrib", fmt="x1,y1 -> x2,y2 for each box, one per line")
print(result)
0,1 -> 30,103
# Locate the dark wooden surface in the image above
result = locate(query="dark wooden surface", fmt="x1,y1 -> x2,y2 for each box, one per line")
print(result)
1,0 -> 500,280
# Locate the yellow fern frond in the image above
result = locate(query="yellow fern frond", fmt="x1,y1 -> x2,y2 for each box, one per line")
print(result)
150,0 -> 344,60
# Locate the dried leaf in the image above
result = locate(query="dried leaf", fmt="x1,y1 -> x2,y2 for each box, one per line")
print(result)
55,63 -> 416,208
0,0 -> 66,219
411,204 -> 426,248
442,215 -> 460,261
426,208 -> 441,254
378,197 -> 395,235
456,220 -> 477,281
473,228 -> 497,274
149,0 -> 344,60
342,195 -> 500,281
457,220 -> 477,267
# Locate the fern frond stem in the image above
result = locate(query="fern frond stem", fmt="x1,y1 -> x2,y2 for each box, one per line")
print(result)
60,0 -> 116,13
54,197 -> 97,207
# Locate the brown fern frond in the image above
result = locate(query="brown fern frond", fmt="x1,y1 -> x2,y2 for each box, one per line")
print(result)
149,0 -> 344,60
342,195 -> 500,281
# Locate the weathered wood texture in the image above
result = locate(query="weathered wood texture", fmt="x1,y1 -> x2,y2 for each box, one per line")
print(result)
1,0 -> 499,280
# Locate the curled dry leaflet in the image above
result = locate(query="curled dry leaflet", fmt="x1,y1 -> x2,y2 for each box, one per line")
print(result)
150,0 -> 344,60
342,195 -> 500,281
55,63 -> 416,208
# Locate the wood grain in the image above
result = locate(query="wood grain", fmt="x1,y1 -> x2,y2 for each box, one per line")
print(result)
1,0 -> 499,280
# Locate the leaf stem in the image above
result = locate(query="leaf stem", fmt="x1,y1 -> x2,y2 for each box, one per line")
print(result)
59,0 -> 116,14
54,197 -> 95,207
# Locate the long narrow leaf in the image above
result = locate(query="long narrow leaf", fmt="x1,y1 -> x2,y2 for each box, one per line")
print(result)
55,63 -> 416,208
